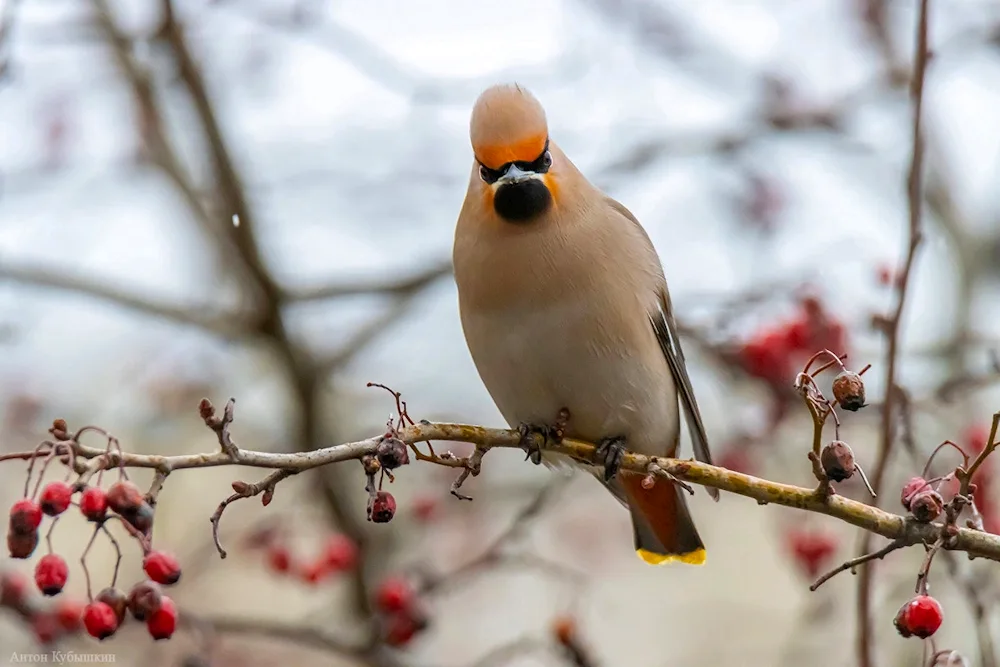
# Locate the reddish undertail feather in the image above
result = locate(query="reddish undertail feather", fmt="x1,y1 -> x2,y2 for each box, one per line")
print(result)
619,472 -> 706,565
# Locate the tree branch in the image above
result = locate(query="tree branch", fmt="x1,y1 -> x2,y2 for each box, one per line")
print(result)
25,408 -> 1000,563
857,2 -> 932,664
0,263 -> 247,336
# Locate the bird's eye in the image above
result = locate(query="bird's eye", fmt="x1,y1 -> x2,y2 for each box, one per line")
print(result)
479,164 -> 500,184
542,151 -> 552,169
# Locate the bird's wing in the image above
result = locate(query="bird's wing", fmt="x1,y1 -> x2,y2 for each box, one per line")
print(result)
605,196 -> 720,502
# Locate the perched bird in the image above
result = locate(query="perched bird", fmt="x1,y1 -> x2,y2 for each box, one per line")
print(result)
452,83 -> 719,565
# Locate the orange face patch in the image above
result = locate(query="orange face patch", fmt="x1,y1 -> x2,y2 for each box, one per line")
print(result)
475,132 -> 547,171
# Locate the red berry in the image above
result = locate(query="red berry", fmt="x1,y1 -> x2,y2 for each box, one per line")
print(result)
964,423 -> 990,455
739,330 -> 792,384
83,601 -> 119,640
300,559 -> 329,585
143,550 -> 181,585
7,527 -> 39,559
787,529 -> 837,579
876,264 -> 894,287
324,534 -> 358,571
383,612 -> 420,647
146,595 -> 177,640
107,481 -> 144,515
79,487 -> 108,522
370,491 -> 396,523
127,580 -> 163,621
96,587 -> 128,624
552,615 -> 575,646
40,481 -> 73,516
411,496 -> 438,522
34,554 -> 69,595
895,595 -> 943,639
0,569 -> 29,607
900,477 -> 929,511
267,544 -> 292,573
55,598 -> 85,631
33,613 -> 61,644
9,499 -> 43,534
782,318 -> 811,352
375,576 -> 414,613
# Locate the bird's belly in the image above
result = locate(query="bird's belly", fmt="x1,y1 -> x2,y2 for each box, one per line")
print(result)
464,303 -> 678,451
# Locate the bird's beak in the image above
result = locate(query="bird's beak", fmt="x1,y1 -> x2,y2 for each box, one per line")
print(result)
496,163 -> 538,186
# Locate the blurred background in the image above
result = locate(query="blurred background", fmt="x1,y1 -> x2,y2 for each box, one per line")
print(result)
1,0 -> 1000,665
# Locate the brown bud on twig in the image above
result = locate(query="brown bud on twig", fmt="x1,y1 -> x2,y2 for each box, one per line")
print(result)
50,419 -> 69,440
821,441 -> 856,482
361,455 -> 381,477
909,489 -> 944,523
376,437 -> 409,470
198,398 -> 215,421
832,371 -> 866,411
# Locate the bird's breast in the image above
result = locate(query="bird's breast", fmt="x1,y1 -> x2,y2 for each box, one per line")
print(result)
460,290 -> 679,454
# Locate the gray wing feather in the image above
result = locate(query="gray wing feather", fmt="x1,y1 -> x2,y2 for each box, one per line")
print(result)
604,195 -> 719,502
651,300 -> 719,501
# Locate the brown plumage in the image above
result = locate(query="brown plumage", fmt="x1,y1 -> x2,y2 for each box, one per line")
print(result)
453,83 -> 717,565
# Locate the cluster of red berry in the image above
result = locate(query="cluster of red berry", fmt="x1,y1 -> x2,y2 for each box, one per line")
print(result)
785,527 -> 838,579
6,476 -> 182,642
255,531 -> 359,585
374,576 -> 428,648
739,295 -> 848,389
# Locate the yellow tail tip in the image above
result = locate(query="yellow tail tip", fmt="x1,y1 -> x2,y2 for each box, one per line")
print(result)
637,548 -> 706,566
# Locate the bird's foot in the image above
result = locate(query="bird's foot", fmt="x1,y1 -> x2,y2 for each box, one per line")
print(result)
517,407 -> 570,465
595,435 -> 626,482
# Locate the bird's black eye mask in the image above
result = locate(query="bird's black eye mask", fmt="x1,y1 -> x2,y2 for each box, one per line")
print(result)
478,139 -> 552,185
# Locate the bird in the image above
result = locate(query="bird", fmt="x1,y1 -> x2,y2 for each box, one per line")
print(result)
452,83 -> 719,566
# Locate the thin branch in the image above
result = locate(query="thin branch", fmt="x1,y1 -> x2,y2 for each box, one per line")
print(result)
810,539 -> 906,591
286,262 -> 453,303
857,3 -> 931,666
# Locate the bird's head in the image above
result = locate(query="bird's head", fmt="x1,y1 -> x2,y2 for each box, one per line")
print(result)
469,84 -> 557,223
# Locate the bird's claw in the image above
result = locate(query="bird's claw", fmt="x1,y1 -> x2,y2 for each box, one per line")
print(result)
517,408 -> 571,465
517,423 -> 549,465
595,436 -> 625,482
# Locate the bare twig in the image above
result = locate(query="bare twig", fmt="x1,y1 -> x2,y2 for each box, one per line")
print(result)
857,3 -> 932,665
210,469 -> 297,559
810,538 -> 906,591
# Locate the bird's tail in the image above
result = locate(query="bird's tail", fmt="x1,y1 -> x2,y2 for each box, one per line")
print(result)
619,472 -> 705,565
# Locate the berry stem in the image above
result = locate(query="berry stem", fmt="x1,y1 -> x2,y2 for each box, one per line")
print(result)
80,524 -> 101,601
100,525 -> 124,588
45,515 -> 61,554
915,536 -> 945,596
921,440 -> 970,482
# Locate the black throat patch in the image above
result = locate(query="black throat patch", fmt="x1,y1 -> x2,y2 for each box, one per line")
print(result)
493,180 -> 552,223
